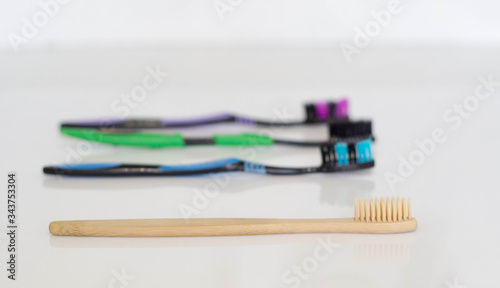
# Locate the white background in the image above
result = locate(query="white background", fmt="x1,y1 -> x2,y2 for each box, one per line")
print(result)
1,1 -> 500,288
2,0 -> 500,50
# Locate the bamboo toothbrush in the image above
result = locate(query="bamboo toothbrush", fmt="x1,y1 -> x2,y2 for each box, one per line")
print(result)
49,197 -> 417,237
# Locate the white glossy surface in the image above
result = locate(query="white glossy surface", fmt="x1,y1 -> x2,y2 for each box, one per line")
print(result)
1,47 -> 499,288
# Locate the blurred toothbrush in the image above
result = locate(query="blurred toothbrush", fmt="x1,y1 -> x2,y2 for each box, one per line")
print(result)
43,138 -> 374,177
60,99 -> 349,130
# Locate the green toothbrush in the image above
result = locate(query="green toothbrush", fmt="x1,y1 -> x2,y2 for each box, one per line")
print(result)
60,120 -> 372,148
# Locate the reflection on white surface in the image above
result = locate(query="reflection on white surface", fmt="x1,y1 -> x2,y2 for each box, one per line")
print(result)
49,232 -> 418,272
49,229 -> 415,249
45,231 -> 435,288
43,174 -> 375,207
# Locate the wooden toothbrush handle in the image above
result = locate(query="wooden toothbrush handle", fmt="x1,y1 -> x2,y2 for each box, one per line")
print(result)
49,218 -> 417,237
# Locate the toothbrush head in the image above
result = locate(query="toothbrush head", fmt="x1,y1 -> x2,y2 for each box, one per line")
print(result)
355,197 -> 413,223
305,98 -> 349,123
329,120 -> 372,140
320,138 -> 374,172
351,197 -> 417,234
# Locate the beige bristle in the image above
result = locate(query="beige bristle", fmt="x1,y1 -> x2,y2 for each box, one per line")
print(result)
402,198 -> 407,220
376,198 -> 381,222
365,198 -> 370,222
397,197 -> 403,221
355,197 -> 412,223
392,197 -> 397,221
408,199 -> 411,219
370,198 -> 375,222
360,199 -> 365,222
387,196 -> 392,222
354,199 -> 359,221
381,198 -> 387,222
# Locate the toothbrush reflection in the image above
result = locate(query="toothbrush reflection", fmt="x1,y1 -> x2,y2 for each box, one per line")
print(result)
44,174 -> 374,207
49,232 -> 415,264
